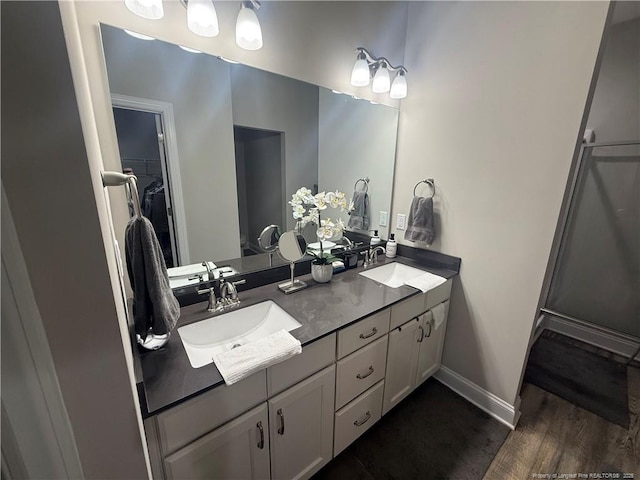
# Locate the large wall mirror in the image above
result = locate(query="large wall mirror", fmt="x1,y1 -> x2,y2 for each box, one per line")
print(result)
99,24 -> 399,281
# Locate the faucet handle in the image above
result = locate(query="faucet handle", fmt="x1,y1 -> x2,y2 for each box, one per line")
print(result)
197,286 -> 219,312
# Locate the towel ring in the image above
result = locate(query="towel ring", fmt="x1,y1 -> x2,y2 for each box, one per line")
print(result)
413,178 -> 435,198
354,177 -> 370,193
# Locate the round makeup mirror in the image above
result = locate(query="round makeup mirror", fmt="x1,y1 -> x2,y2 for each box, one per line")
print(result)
277,231 -> 308,294
257,224 -> 282,253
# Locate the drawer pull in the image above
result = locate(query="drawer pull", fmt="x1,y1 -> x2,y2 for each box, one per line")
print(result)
356,366 -> 374,379
359,327 -> 378,339
418,326 -> 425,343
277,409 -> 285,435
257,421 -> 264,449
354,411 -> 372,427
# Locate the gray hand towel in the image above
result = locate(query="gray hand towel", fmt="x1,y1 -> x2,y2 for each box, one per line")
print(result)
348,191 -> 370,231
125,216 -> 180,339
404,196 -> 436,245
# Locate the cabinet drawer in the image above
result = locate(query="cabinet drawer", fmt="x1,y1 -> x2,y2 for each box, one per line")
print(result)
335,335 -> 387,409
337,309 -> 390,359
157,371 -> 267,455
334,380 -> 384,455
390,293 -> 426,330
267,333 -> 336,397
424,279 -> 452,311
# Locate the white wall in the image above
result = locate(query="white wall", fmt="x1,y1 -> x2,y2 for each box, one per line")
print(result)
392,1 -> 609,406
318,88 -> 398,238
587,17 -> 640,142
231,65 -> 319,231
101,26 -> 240,263
2,1 -> 149,477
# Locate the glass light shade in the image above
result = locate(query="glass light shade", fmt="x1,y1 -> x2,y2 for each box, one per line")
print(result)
124,0 -> 164,20
389,72 -> 408,99
187,0 -> 219,37
124,30 -> 156,41
372,65 -> 391,93
236,6 -> 263,51
350,58 -> 370,87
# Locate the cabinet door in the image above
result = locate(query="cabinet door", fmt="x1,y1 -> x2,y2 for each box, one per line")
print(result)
269,365 -> 335,480
163,403 -> 270,480
415,302 -> 449,387
382,317 -> 421,415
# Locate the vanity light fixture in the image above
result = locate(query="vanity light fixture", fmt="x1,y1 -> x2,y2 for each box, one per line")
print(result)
125,0 -> 164,20
186,0 -> 219,37
179,45 -> 202,53
236,1 -> 263,51
124,0 -> 263,50
350,47 -> 408,99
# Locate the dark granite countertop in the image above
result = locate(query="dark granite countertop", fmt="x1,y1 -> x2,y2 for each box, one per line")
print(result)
138,254 -> 459,417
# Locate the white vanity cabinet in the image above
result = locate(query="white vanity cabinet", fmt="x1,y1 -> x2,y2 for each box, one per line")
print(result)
383,299 -> 451,415
163,403 -> 270,480
268,365 -> 335,480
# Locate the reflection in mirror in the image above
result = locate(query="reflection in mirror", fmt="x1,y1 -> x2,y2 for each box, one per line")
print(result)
99,24 -> 399,281
257,224 -> 282,268
277,231 -> 308,294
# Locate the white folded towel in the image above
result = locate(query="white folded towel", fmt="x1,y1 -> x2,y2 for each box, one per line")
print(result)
213,330 -> 302,386
431,302 -> 447,329
404,272 -> 447,292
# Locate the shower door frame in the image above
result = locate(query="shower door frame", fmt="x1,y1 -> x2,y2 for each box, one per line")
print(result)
537,139 -> 640,360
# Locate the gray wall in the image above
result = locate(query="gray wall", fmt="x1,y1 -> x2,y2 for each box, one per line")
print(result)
392,1 -> 608,406
101,27 -> 241,263
587,18 -> 640,142
1,2 -> 149,476
318,88 -> 398,238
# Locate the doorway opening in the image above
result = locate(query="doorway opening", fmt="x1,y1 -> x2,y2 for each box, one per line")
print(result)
112,106 -> 179,267
234,126 -> 285,257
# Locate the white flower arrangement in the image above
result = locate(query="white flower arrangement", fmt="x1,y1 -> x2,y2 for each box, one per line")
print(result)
289,187 -> 348,263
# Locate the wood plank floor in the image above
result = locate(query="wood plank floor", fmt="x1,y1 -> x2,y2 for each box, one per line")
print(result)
484,364 -> 640,479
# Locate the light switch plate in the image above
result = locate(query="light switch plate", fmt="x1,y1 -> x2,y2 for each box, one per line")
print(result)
379,211 -> 388,227
396,214 -> 406,230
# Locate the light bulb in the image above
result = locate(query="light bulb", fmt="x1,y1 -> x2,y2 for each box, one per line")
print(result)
389,71 -> 407,99
124,0 -> 164,20
236,5 -> 263,51
187,0 -> 219,37
372,63 -> 390,93
350,55 -> 370,87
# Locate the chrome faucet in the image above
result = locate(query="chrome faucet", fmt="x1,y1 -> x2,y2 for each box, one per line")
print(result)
219,278 -> 247,308
202,261 -> 217,282
362,246 -> 386,267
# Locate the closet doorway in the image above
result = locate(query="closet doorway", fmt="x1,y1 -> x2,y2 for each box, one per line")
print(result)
112,105 -> 180,267
234,126 -> 285,256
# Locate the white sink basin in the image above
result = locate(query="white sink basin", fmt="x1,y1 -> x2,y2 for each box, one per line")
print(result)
358,262 -> 432,288
178,301 -> 302,368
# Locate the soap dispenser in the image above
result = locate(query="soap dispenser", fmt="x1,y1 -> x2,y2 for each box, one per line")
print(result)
370,230 -> 381,246
385,233 -> 397,258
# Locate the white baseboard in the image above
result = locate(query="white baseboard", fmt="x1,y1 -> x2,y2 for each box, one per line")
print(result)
434,366 -> 519,430
544,314 -> 640,360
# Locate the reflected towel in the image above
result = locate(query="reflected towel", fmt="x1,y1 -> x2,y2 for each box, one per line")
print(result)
432,302 -> 447,329
125,216 -> 180,339
404,196 -> 435,244
213,330 -> 302,386
348,191 -> 370,231
404,273 -> 447,293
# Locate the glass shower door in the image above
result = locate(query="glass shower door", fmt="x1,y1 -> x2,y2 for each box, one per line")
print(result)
545,142 -> 640,338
